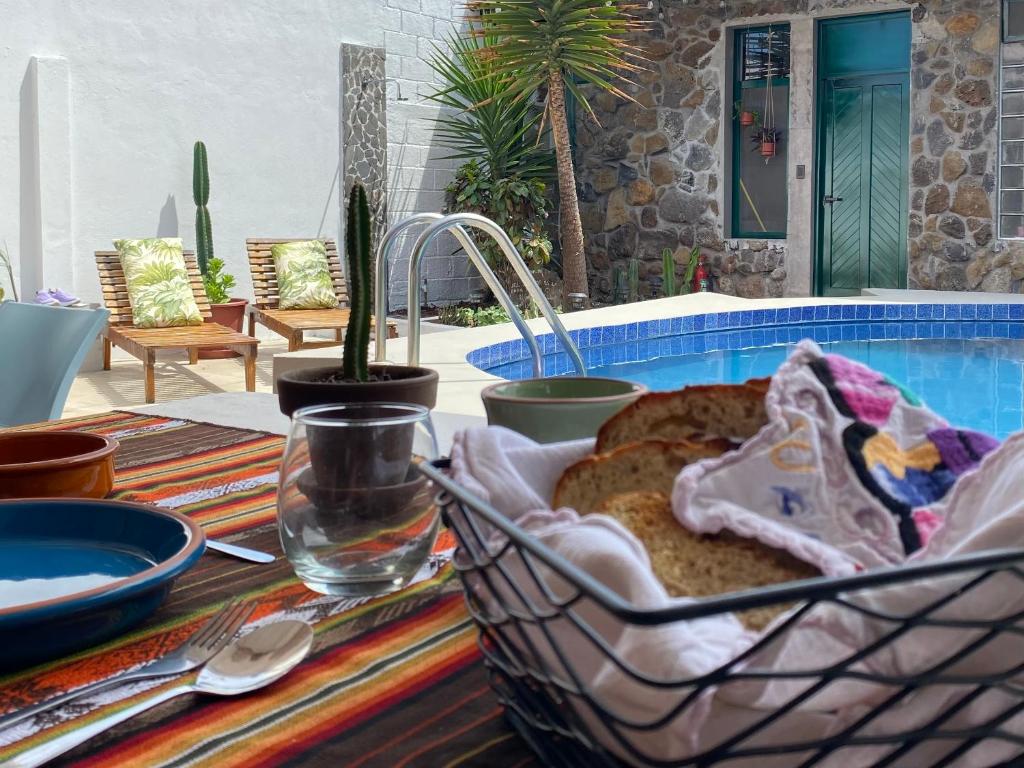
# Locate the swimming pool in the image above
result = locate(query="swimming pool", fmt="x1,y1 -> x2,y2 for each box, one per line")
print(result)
466,303 -> 1024,438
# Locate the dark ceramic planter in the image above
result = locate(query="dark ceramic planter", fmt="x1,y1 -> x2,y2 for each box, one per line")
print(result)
276,364 -> 439,417
199,297 -> 248,359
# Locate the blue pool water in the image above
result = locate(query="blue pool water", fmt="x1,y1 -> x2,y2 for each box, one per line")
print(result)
468,303 -> 1024,439
589,337 -> 1024,439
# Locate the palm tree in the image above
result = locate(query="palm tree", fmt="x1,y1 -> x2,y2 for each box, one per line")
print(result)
427,26 -> 553,180
469,0 -> 645,303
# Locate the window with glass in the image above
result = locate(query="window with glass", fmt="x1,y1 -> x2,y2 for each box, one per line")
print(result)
1005,0 -> 1024,41
1000,53 -> 1024,238
731,25 -> 790,238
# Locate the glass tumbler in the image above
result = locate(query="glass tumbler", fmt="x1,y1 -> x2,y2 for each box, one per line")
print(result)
278,403 -> 439,596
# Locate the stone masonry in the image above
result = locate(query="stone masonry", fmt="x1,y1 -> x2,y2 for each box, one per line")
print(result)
576,0 -> 1024,299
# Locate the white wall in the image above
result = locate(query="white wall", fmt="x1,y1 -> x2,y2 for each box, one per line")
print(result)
0,0 -> 465,307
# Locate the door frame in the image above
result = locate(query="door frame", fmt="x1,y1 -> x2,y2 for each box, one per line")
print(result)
813,10 -> 912,296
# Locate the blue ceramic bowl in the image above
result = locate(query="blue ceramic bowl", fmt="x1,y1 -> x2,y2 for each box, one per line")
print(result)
0,498 -> 205,670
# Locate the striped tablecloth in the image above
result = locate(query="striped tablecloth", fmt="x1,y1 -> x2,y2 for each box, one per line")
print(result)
0,412 -> 538,767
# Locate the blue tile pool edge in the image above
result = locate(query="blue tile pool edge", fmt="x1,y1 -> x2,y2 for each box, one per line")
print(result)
466,302 -> 1024,378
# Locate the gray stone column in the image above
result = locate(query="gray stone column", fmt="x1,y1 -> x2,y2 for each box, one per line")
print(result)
341,44 -> 389,260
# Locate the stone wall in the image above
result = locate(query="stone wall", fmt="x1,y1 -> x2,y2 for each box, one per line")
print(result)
576,0 -> 1024,299
906,0 -> 1018,291
342,45 -> 389,253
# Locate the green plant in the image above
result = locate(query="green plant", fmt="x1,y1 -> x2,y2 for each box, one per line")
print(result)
202,258 -> 236,305
751,126 -> 783,148
681,246 -> 700,294
470,0 -> 646,303
661,248 -> 676,297
733,101 -> 760,125
441,304 -> 512,327
193,141 -> 213,277
342,182 -> 372,382
627,258 -> 640,303
444,160 -> 553,272
612,266 -> 628,304
428,26 -> 553,180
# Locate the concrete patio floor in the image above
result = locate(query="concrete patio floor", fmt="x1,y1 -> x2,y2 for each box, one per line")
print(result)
62,338 -> 291,419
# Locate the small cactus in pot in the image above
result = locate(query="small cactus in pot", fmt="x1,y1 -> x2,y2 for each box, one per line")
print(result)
275,181 -> 439,416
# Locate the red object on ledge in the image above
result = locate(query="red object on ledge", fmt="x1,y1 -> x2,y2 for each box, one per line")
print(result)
693,254 -> 710,293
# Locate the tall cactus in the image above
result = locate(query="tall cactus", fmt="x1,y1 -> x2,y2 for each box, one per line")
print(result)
193,141 -> 213,275
661,248 -> 676,297
342,182 -> 372,382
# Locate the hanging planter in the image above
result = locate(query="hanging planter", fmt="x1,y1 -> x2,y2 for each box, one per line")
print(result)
758,128 -> 782,157
755,27 -> 781,162
733,101 -> 759,128
751,127 -> 783,159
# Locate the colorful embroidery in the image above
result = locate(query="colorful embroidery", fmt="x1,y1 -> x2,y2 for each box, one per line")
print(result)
809,352 -> 998,556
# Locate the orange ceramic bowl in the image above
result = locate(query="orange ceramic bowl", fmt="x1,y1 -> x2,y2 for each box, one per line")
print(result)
0,432 -> 118,499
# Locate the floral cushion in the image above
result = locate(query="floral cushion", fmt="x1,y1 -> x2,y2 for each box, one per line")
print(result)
271,240 -> 339,310
114,238 -> 203,328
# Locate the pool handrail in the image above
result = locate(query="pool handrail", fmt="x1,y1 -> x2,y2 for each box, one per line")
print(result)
375,212 -> 586,378
374,212 -> 441,362
408,213 -> 586,376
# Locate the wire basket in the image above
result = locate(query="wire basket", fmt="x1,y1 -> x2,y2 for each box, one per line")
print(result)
419,459 -> 1024,768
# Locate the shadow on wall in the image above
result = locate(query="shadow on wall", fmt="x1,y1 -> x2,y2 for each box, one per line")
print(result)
19,62 -> 39,297
157,194 -> 179,237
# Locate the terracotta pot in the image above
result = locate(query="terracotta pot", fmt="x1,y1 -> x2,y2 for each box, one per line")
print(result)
740,111 -> 755,127
199,297 -> 248,359
276,364 -> 439,417
760,141 -> 777,158
0,431 -> 118,499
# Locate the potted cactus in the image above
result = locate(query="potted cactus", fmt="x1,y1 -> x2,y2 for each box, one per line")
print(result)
276,182 -> 438,416
194,140 -> 247,359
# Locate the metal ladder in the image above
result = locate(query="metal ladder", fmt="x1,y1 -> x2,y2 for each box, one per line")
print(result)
373,212 -> 586,378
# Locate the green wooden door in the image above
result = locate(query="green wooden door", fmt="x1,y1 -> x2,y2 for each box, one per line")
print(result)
816,14 -> 910,296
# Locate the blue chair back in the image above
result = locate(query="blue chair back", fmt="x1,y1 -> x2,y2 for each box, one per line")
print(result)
0,302 -> 110,427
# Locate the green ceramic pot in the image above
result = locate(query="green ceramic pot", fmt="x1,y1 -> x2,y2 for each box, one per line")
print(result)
481,377 -> 648,443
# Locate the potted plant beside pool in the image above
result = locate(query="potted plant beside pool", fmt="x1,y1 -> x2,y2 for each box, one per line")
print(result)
194,140 -> 248,359
276,182 -> 438,416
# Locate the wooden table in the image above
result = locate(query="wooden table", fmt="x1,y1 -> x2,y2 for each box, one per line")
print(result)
0,411 -> 537,768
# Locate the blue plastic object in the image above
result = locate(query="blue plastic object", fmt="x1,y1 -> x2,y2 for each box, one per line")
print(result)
0,498 -> 204,670
0,302 -> 109,427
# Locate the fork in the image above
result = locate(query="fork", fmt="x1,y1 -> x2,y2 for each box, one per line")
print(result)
0,599 -> 256,731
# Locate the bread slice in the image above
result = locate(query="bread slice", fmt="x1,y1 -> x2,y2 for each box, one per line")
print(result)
552,438 -> 729,514
596,491 -> 819,630
595,380 -> 769,452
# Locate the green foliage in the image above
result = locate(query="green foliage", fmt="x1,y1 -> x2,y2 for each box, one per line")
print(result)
202,258 -> 236,305
444,160 -> 553,272
438,301 -> 551,327
427,26 -> 553,180
193,141 -> 214,275
680,247 -> 701,294
627,258 -> 640,303
439,304 -> 511,328
661,249 -> 676,297
612,267 -> 628,305
469,0 -> 646,124
342,183 -> 372,382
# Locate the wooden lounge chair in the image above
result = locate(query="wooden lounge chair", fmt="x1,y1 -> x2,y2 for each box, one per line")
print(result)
246,238 -> 397,352
95,249 -> 259,404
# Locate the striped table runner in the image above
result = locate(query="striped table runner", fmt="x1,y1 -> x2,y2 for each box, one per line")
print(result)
0,412 -> 537,767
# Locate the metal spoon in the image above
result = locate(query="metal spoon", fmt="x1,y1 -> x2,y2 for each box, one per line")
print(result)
8,620 -> 314,768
